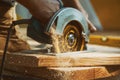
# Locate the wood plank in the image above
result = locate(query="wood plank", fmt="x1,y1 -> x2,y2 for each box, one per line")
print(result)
3,51 -> 120,67
0,47 -> 120,80
2,63 -> 120,80
96,75 -> 120,80
3,65 -> 120,80
89,35 -> 120,47
87,44 -> 120,53
3,69 -> 45,80
4,65 -> 113,80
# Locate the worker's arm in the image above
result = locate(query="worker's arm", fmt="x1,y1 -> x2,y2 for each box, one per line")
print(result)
15,0 -> 60,26
0,0 -> 15,6
62,0 -> 87,15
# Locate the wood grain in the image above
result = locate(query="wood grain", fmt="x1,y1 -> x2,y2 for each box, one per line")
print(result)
2,51 -> 120,67
4,65 -> 112,80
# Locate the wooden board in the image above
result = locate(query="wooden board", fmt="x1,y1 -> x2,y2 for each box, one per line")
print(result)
87,44 -> 120,54
96,75 -> 120,80
3,66 -> 111,80
89,35 -> 120,48
3,65 -> 120,80
3,51 -> 120,67
3,70 -> 45,80
0,45 -> 120,80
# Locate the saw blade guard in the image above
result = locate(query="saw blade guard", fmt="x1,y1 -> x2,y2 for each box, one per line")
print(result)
46,8 -> 90,43
45,8 -> 90,52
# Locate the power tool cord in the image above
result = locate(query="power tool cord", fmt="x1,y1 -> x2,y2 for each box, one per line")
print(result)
0,23 -> 15,80
0,19 -> 31,80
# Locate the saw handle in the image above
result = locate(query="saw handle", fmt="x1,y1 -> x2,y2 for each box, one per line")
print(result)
12,19 -> 31,26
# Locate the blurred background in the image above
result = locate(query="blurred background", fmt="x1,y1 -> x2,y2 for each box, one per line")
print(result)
91,0 -> 120,32
89,0 -> 120,48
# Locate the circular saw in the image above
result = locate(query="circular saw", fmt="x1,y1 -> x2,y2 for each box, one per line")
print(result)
27,8 -> 89,53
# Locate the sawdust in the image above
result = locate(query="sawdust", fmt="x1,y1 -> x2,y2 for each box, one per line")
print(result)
50,27 -> 74,80
50,27 -> 71,53
50,27 -> 62,53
